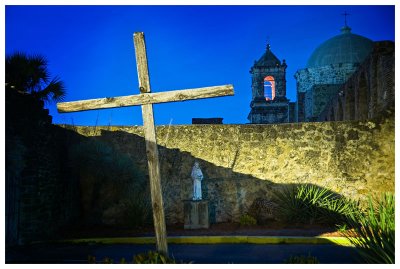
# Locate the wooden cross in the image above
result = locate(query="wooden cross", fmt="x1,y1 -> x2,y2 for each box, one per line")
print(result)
57,32 -> 234,256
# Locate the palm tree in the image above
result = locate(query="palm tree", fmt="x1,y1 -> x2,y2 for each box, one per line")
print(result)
5,52 -> 66,103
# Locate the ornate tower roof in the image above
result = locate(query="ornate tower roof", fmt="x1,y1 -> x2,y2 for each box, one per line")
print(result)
253,43 -> 282,67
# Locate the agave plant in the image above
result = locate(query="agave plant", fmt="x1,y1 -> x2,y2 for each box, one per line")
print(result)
343,193 -> 395,264
273,186 -> 309,223
296,184 -> 333,223
274,184 -> 360,225
321,194 -> 360,224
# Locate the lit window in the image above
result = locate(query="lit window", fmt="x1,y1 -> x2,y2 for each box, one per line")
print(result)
264,76 -> 275,101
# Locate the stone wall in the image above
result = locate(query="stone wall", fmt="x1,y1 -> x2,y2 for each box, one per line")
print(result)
295,63 -> 358,93
305,84 -> 340,120
295,63 -> 358,122
248,101 -> 289,124
6,90 -> 81,245
63,115 -> 394,225
319,41 -> 395,122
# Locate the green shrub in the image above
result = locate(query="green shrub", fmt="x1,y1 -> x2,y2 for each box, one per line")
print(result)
284,254 -> 320,264
88,252 -> 182,264
239,214 -> 257,226
88,255 -> 114,264
101,257 -> 114,264
133,251 -> 177,264
247,197 -> 276,224
88,255 -> 96,264
343,193 -> 395,264
274,184 -> 359,225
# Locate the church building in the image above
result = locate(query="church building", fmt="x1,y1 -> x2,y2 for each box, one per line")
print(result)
248,19 -> 394,124
295,23 -> 374,122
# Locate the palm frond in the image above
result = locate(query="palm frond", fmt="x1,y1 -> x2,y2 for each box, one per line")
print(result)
35,76 -> 67,103
6,52 -> 66,104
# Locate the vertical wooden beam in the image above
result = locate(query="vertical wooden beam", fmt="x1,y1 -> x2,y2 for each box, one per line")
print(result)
133,32 -> 168,256
134,32 -> 151,94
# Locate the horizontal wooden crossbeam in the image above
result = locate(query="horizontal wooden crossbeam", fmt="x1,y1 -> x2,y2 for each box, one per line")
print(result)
57,84 -> 234,113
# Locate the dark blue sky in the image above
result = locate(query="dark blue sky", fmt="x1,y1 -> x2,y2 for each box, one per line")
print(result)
5,5 -> 395,126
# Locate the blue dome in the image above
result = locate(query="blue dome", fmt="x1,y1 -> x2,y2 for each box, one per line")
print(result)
307,26 -> 374,68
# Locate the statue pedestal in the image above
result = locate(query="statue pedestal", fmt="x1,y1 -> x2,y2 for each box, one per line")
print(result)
183,200 -> 209,229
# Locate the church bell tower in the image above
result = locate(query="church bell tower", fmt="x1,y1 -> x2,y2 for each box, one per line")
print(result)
248,42 -> 289,124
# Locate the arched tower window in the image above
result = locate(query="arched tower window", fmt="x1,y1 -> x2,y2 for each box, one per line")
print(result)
264,76 -> 276,101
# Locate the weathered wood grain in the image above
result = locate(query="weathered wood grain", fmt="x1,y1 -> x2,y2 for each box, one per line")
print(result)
57,84 -> 234,113
134,32 -> 169,256
141,103 -> 168,256
134,32 -> 151,93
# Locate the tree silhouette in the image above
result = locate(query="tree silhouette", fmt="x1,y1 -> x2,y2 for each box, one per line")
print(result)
5,52 -> 66,103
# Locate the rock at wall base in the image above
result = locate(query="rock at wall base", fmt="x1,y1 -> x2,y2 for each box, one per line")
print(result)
183,200 -> 209,229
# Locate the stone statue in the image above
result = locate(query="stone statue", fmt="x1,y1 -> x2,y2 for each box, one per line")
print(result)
191,161 -> 203,200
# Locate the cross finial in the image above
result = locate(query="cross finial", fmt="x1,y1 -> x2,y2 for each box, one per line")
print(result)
342,11 -> 350,27
266,36 -> 271,51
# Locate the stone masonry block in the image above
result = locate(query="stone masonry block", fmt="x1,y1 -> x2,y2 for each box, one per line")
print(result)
183,200 -> 209,229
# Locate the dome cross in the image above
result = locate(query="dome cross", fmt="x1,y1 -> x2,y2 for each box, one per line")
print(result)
266,36 -> 271,51
342,11 -> 351,27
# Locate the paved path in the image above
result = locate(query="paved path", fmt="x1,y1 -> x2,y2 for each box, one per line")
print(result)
6,243 -> 361,264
